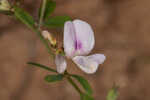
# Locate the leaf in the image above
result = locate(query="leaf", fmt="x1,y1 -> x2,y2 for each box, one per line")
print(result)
80,93 -> 94,100
107,86 -> 118,100
44,16 -> 72,28
27,62 -> 57,73
13,6 -> 35,29
45,74 -> 63,82
39,0 -> 56,20
71,74 -> 93,95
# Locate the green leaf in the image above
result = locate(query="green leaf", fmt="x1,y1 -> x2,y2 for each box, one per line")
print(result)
13,6 -> 35,29
27,62 -> 57,73
45,74 -> 63,82
80,93 -> 94,100
71,75 -> 93,95
107,86 -> 118,100
44,16 -> 72,28
39,0 -> 56,20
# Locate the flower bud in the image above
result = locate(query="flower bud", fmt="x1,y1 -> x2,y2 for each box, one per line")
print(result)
0,0 -> 11,11
42,30 -> 57,46
55,54 -> 67,73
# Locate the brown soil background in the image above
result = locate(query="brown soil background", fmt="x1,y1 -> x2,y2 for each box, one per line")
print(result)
0,0 -> 150,100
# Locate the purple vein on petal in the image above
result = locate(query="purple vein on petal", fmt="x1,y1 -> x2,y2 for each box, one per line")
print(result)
71,22 -> 82,51
66,21 -> 83,57
75,40 -> 82,50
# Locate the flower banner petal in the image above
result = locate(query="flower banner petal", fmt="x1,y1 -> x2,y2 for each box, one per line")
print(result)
64,21 -> 76,58
73,19 -> 95,56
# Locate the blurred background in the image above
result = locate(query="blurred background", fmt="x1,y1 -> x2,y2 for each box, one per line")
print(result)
0,0 -> 150,100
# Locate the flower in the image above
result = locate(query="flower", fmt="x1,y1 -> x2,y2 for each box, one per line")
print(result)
56,19 -> 106,74
0,0 -> 11,11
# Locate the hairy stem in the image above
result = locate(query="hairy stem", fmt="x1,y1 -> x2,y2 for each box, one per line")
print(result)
38,0 -> 47,29
67,76 -> 83,96
33,29 -> 55,57
37,0 -> 55,57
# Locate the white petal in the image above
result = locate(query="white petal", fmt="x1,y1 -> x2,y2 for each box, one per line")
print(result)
87,54 -> 106,64
72,54 -> 106,74
64,21 -> 76,58
55,54 -> 67,73
73,19 -> 95,56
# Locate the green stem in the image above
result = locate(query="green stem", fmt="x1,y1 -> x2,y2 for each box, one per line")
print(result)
33,29 -> 55,58
67,76 -> 83,96
27,62 -> 57,73
38,0 -> 47,29
36,0 -> 55,57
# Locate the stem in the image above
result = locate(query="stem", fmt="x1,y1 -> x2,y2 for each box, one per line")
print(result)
67,76 -> 83,96
37,0 -> 55,57
27,62 -> 57,73
38,0 -> 47,29
34,29 -> 55,57
27,25 -> 54,58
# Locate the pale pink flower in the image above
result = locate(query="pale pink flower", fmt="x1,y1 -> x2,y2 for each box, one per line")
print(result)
55,19 -> 106,74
